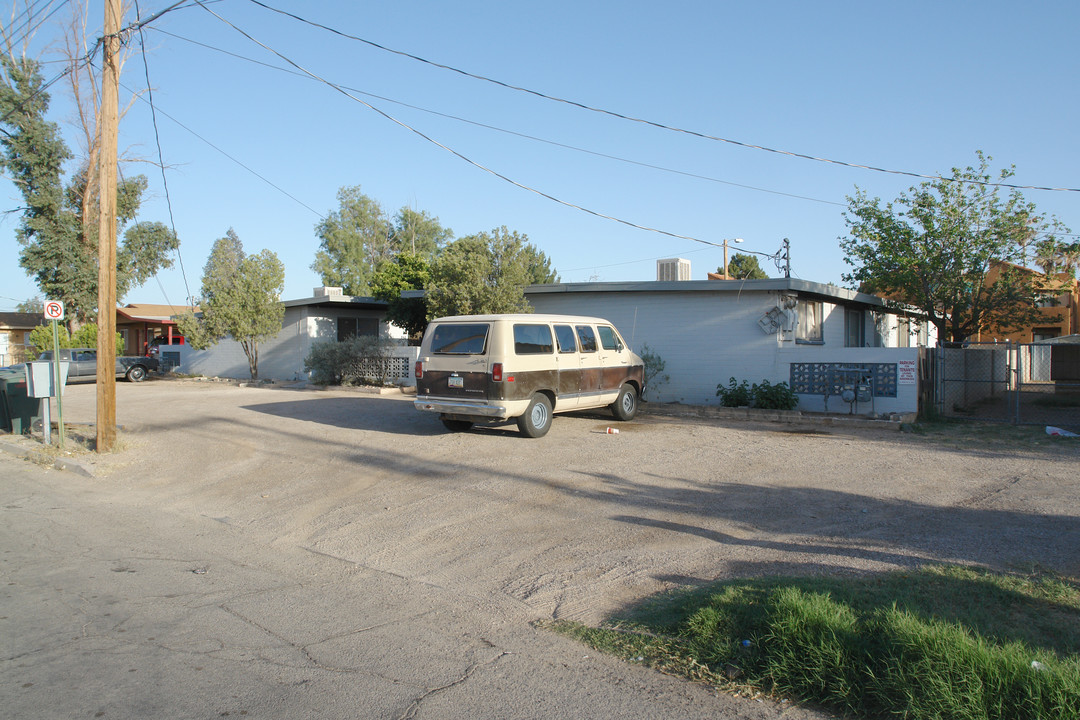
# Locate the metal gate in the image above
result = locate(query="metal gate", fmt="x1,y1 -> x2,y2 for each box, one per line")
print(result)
934,342 -> 1080,430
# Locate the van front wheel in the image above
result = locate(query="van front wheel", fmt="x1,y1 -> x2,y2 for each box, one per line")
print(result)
517,394 -> 552,438
611,384 -> 638,421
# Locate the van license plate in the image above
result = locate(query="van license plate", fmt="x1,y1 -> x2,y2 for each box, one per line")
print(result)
448,376 -> 463,388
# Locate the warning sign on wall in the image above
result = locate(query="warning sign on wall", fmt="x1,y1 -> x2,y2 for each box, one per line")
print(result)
898,359 -> 917,384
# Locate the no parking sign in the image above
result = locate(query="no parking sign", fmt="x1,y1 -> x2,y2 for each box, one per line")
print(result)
44,300 -> 64,321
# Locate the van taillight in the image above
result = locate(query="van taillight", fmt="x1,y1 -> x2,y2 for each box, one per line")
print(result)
415,361 -> 423,379
491,363 -> 503,382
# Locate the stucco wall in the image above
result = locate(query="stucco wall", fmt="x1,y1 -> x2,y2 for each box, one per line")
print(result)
527,289 -> 921,415
175,305 -> 408,382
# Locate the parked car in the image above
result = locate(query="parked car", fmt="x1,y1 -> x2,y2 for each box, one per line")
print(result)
35,348 -> 159,383
146,333 -> 185,358
414,314 -> 644,437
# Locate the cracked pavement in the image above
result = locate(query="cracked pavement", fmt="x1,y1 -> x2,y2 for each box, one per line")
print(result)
4,380 -> 1076,718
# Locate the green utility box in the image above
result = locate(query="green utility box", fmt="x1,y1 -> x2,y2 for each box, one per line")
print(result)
0,366 -> 42,434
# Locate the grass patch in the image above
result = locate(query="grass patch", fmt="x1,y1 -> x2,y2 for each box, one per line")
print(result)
549,566 -> 1080,719
902,419 -> 1072,449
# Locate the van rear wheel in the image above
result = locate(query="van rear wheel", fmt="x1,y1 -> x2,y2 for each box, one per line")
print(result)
517,394 -> 552,438
441,418 -> 474,432
611,383 -> 638,421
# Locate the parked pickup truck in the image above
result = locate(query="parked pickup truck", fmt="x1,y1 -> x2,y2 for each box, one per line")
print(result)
36,348 -> 159,383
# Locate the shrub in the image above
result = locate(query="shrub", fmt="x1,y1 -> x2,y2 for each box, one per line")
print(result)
716,377 -> 799,410
28,323 -> 124,357
305,335 -> 392,386
716,377 -> 752,407
751,379 -> 799,410
639,343 -> 669,402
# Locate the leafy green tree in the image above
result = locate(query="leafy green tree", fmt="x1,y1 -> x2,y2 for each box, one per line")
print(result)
0,54 -> 178,328
1033,237 -> 1080,278
426,227 -> 553,318
28,323 -> 122,356
177,229 -> 285,379
719,253 -> 768,279
522,243 -> 560,284
16,297 -> 44,313
839,152 -> 1069,342
370,251 -> 431,340
311,185 -> 391,296
391,207 -> 453,261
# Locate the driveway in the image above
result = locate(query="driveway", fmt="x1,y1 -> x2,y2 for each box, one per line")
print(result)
3,380 -> 1078,719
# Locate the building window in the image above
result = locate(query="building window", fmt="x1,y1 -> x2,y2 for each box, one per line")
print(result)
897,317 -> 911,348
844,309 -> 865,347
337,317 -> 378,341
796,300 -> 823,344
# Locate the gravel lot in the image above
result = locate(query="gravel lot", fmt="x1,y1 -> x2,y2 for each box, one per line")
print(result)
3,378 -> 1079,718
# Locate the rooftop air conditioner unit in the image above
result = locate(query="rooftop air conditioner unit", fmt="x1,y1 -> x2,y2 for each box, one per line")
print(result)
657,258 -> 691,282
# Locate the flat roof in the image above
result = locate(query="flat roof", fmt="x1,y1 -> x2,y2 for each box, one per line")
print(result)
525,278 -> 888,307
283,294 -> 388,310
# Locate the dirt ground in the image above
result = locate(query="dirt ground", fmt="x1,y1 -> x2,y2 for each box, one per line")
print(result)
29,380 -> 1080,618
3,378 -> 1079,719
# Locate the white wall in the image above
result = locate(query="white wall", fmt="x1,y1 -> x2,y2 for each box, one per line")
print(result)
175,305 -> 414,382
528,289 -> 921,415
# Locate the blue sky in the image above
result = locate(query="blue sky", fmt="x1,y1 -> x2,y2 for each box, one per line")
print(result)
2,0 -> 1078,312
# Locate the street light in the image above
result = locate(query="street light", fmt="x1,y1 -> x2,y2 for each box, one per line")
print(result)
723,238 -> 744,279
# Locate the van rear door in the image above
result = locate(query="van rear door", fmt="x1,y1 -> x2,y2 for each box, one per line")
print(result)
418,322 -> 490,399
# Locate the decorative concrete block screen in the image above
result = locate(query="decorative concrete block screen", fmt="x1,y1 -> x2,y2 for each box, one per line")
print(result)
790,362 -> 898,397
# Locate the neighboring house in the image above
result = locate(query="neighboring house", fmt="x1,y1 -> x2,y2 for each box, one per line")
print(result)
161,279 -> 932,416
969,261 -> 1079,343
116,303 -> 197,356
0,312 -> 48,366
175,287 -> 417,383
525,277 -> 934,416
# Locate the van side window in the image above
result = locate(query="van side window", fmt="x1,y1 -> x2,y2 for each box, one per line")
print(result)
554,325 -> 577,353
576,325 -> 597,353
430,324 -> 489,354
513,324 -> 554,354
597,326 -> 623,351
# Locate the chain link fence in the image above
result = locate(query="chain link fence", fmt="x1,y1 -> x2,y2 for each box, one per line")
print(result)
935,342 -> 1080,431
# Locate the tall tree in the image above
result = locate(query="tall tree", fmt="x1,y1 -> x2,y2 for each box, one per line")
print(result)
311,185 -> 391,296
719,253 -> 768,279
177,229 -> 285,379
839,152 -> 1069,342
426,227 -> 555,319
0,31 -> 177,328
370,251 -> 430,340
390,206 -> 453,261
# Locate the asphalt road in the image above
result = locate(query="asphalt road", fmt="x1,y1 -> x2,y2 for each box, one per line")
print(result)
3,379 -> 1078,719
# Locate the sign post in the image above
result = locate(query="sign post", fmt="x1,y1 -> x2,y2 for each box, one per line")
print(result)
44,300 -> 65,448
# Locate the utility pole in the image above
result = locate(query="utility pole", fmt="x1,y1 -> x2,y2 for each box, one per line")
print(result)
96,0 -> 121,453
782,238 -> 791,279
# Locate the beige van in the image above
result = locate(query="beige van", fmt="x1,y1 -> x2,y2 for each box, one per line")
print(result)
414,314 -> 645,437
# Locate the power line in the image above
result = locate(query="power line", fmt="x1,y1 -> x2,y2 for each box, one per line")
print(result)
246,0 -> 1080,195
195,1 -> 731,250
134,0 -> 191,305
118,76 -> 326,220
148,26 -> 845,209
3,0 -> 69,51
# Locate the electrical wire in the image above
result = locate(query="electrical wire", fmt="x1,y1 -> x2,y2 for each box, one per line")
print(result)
2,0 -> 68,51
246,0 -> 1080,195
195,0 -> 731,251
117,76 -> 326,220
147,25 -> 845,209
134,0 -> 191,305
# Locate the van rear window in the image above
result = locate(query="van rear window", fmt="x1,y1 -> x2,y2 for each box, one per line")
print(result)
513,324 -> 553,354
430,324 -> 489,354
